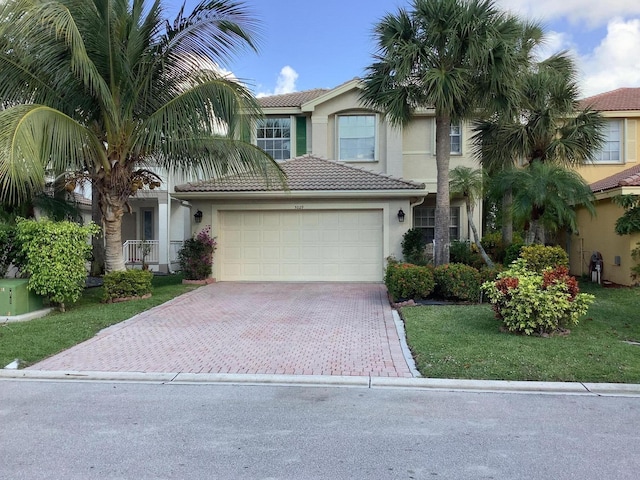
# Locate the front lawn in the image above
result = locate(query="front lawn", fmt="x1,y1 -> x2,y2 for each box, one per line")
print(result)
402,283 -> 640,383
0,275 -> 197,368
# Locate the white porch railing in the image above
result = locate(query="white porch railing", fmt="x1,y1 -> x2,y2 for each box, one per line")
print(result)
123,240 -> 159,264
123,240 -> 183,265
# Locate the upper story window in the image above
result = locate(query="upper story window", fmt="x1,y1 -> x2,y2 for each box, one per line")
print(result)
592,120 -> 622,163
450,123 -> 462,154
338,115 -> 376,161
257,117 -> 291,160
433,121 -> 462,155
413,206 -> 460,244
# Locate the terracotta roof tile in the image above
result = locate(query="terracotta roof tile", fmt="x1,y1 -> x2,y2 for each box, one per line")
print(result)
580,88 -> 640,111
175,155 -> 425,193
257,89 -> 330,108
590,164 -> 640,192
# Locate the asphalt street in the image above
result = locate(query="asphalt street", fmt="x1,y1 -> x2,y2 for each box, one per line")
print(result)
1,380 -> 638,479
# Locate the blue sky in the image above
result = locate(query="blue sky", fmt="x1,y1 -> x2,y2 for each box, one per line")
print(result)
166,0 -> 640,98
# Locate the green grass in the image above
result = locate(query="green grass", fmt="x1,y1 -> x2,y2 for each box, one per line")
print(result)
402,283 -> 640,383
0,275 -> 197,368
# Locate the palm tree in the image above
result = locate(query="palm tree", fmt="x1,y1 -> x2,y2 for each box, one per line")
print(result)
449,166 -> 494,268
473,53 -> 605,244
0,0 -> 282,272
497,161 -> 596,245
360,0 -> 539,266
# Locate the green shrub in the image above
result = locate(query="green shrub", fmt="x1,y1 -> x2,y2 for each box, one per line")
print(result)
15,218 -> 99,311
384,262 -> 435,300
449,240 -> 474,265
401,228 -> 429,265
480,232 -> 507,263
178,226 -> 217,280
433,263 -> 482,302
482,232 -> 524,264
0,224 -> 17,277
519,245 -> 569,273
504,242 -> 523,266
482,258 -> 594,335
103,269 -> 153,302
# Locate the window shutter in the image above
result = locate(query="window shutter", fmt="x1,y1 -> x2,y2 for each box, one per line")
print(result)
627,119 -> 637,162
296,117 -> 307,156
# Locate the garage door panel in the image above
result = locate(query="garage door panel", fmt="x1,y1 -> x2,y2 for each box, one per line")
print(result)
262,230 -> 281,243
220,210 -> 383,281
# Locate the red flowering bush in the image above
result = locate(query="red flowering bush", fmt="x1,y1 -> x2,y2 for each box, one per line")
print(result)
177,226 -> 217,280
482,259 -> 594,335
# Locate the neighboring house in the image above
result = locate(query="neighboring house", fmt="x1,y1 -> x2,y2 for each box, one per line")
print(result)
171,79 -> 483,282
569,88 -> 640,285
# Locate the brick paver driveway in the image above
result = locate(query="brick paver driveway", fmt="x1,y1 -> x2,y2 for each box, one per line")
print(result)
29,283 -> 413,377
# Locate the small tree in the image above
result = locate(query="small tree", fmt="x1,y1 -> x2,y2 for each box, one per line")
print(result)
15,218 -> 99,311
178,226 -> 217,280
449,166 -> 494,268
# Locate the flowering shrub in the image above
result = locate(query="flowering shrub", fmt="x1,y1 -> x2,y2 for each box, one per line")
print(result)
433,263 -> 482,302
519,245 -> 569,273
384,262 -> 435,300
178,226 -> 217,280
482,258 -> 594,335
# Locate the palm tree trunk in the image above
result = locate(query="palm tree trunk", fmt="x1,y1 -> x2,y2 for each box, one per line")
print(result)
467,204 -> 494,269
90,184 -> 105,276
502,188 -> 513,244
434,115 -> 451,266
525,219 -> 546,245
101,191 -> 127,272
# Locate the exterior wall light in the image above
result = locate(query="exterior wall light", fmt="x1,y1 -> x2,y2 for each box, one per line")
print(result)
194,210 -> 203,224
397,209 -> 405,223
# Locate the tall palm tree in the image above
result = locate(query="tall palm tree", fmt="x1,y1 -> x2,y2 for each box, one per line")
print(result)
473,53 -> 605,244
0,0 -> 282,272
449,166 -> 494,268
497,161 -> 596,245
360,0 -> 539,266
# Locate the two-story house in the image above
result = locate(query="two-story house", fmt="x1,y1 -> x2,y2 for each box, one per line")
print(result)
171,79 -> 483,282
570,88 -> 640,285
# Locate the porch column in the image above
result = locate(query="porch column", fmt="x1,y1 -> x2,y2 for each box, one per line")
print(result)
158,195 -> 169,272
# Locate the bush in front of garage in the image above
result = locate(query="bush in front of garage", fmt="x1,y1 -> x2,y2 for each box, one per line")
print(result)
177,226 -> 217,280
384,261 -> 435,301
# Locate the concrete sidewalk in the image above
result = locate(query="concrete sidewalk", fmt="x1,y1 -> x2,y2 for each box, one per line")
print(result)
26,283 -> 414,377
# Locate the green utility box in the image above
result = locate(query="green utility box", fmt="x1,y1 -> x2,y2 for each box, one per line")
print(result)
0,279 -> 44,316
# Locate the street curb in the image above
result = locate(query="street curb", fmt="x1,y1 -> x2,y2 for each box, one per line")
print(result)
2,369 -> 640,396
391,310 -> 421,377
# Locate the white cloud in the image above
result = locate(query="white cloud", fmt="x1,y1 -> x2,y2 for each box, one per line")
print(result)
577,18 -> 640,96
497,0 -> 640,27
256,66 -> 299,98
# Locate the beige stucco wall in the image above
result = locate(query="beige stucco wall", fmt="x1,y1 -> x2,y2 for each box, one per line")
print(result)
570,198 -> 640,285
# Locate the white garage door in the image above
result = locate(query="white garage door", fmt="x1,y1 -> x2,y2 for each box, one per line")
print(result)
219,210 -> 383,281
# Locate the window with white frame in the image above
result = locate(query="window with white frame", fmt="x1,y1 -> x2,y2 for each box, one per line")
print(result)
450,122 -> 462,154
433,122 -> 462,155
413,206 -> 460,244
338,115 -> 376,161
257,117 -> 291,160
592,120 -> 622,163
